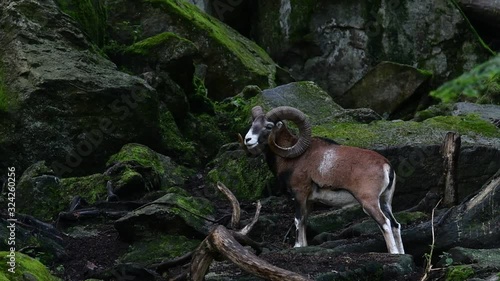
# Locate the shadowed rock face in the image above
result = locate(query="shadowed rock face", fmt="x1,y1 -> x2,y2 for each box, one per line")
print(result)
106,0 -> 278,101
0,0 -> 161,176
250,0 -> 490,103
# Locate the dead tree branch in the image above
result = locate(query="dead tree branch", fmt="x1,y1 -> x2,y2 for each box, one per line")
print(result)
187,181 -> 311,281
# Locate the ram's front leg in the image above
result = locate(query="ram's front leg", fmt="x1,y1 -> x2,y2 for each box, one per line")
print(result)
293,198 -> 311,247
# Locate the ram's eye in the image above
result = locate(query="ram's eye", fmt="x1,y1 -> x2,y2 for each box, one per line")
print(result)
265,124 -> 274,129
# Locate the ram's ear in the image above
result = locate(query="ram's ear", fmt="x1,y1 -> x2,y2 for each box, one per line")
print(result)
275,121 -> 283,129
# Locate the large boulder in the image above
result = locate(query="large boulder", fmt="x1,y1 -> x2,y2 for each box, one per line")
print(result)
0,0 -> 160,177
106,143 -> 193,199
106,0 -> 278,100
338,61 -> 432,116
250,0 -> 491,104
16,161 -> 109,221
114,190 -> 215,242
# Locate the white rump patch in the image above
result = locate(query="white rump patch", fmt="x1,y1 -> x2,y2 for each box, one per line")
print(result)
318,150 -> 336,176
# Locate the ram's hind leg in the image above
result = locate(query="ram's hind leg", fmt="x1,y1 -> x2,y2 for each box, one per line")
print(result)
380,182 -> 405,254
362,200 -> 399,254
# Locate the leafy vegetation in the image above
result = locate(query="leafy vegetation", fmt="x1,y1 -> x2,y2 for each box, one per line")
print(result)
430,55 -> 500,104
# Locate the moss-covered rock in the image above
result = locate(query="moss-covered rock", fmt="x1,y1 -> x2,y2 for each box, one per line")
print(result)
106,0 -> 277,99
181,113 -> 231,163
54,0 -> 107,47
207,144 -> 274,201
439,247 -> 500,271
313,114 -> 500,148
119,234 -> 200,265
1,0 -> 160,177
114,191 -> 215,242
60,174 -> 109,204
159,109 -> 198,166
445,265 -> 475,281
431,54 -> 500,104
17,162 -> 109,220
0,219 -> 65,266
107,143 -> 193,192
0,251 -> 60,281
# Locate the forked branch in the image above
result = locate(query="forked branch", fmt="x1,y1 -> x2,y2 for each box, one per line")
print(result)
188,182 -> 311,281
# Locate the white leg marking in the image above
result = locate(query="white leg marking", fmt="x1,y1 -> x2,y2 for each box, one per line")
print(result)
294,217 -> 307,247
393,226 -> 405,254
381,219 -> 399,254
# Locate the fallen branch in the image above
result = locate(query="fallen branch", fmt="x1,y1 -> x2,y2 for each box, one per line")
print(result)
190,225 -> 311,281
160,181 -> 311,281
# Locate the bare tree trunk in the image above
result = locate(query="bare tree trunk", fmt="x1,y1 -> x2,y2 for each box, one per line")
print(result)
441,132 -> 461,207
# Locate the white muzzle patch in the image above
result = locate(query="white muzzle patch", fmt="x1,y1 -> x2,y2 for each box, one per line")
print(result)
244,130 -> 259,149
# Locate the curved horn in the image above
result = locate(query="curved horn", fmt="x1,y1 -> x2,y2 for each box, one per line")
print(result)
251,106 -> 264,119
265,106 -> 311,158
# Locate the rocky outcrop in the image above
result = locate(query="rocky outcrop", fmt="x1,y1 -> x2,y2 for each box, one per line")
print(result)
250,0 -> 491,106
106,0 -> 278,101
338,62 -> 432,116
0,0 -> 160,176
114,190 -> 215,242
106,143 -> 192,199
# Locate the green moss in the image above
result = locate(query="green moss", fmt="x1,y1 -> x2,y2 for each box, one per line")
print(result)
124,32 -> 196,56
114,167 -> 143,189
155,192 -> 215,232
146,0 -> 275,78
313,114 -> 499,148
120,235 -> 199,265
207,152 -> 273,201
430,55 -> 500,104
425,114 -> 499,137
55,0 -> 107,47
446,265 -> 474,281
60,173 -> 109,204
107,143 -> 165,174
19,173 -> 108,220
166,193 -> 215,223
183,113 -> 231,162
0,252 -> 60,281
